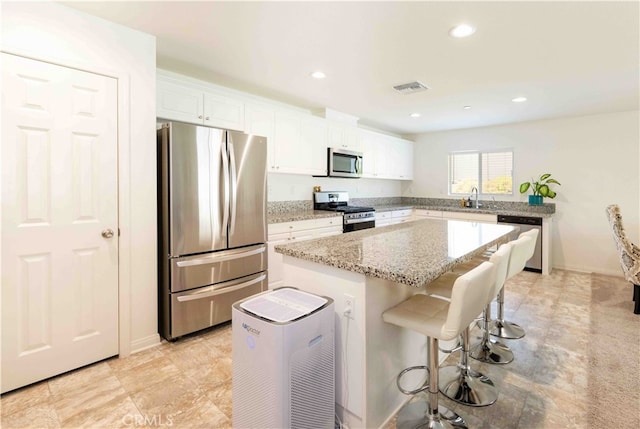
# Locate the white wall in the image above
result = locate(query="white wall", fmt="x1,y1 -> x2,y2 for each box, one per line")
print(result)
1,2 -> 158,352
268,173 -> 402,201
404,111 -> 640,275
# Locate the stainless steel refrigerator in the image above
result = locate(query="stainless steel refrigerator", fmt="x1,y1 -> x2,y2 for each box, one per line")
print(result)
157,122 -> 268,340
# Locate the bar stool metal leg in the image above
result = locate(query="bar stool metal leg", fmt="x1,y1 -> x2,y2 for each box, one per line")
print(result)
438,328 -> 498,407
470,303 -> 514,364
396,337 -> 467,429
489,287 -> 525,340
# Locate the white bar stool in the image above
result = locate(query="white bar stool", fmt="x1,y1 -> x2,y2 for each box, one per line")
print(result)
382,261 -> 497,428
426,251 -> 509,406
489,230 -> 538,340
469,243 -> 514,364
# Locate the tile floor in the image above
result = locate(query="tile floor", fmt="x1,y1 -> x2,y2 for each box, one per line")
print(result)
1,270 -> 638,429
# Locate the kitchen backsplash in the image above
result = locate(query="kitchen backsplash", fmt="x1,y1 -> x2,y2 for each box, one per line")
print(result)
267,200 -> 313,215
267,197 -> 555,215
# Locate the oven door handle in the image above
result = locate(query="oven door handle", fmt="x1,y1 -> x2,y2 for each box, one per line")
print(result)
344,217 -> 375,225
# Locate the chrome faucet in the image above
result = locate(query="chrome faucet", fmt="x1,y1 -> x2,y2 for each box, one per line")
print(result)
471,187 -> 480,209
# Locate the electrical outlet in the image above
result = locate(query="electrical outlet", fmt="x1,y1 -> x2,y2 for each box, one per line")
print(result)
344,294 -> 355,319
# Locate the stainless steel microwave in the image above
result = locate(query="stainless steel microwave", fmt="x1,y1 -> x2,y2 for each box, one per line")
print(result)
327,148 -> 363,178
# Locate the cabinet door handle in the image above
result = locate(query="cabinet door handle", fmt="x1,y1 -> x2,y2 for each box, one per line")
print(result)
198,115 -> 203,119
205,116 -> 210,120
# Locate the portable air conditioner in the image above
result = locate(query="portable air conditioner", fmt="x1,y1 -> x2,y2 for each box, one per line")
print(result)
232,287 -> 335,429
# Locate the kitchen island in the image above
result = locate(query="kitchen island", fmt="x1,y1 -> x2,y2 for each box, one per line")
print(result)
275,219 -> 516,429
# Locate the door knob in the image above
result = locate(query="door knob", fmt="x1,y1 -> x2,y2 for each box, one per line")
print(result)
102,229 -> 115,239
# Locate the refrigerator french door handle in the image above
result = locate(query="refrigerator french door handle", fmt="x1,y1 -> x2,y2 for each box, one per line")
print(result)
176,274 -> 266,302
228,141 -> 238,234
221,136 -> 230,237
175,245 -> 266,267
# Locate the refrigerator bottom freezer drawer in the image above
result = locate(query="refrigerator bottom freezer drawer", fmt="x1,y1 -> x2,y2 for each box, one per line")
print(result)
169,272 -> 267,339
170,244 -> 267,293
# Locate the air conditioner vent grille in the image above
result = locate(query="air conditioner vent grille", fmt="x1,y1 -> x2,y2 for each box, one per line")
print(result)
393,81 -> 429,94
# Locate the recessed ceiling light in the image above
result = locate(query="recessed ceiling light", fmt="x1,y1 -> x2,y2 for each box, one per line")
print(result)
410,113 -> 421,118
449,24 -> 476,38
310,71 -> 326,79
463,105 -> 472,110
512,97 -> 527,103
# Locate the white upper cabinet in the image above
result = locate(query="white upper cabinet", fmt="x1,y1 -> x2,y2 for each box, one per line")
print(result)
157,76 -> 245,131
244,101 -> 276,171
157,70 -> 413,180
359,130 -> 414,180
360,129 -> 385,178
390,137 -> 414,180
245,102 -> 326,175
327,121 -> 362,152
274,109 -> 306,174
302,115 -> 329,176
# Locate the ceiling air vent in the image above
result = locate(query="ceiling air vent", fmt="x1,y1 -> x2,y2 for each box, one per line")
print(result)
393,81 -> 429,94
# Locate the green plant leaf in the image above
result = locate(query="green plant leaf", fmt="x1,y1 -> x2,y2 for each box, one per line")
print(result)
519,182 -> 531,194
547,189 -> 557,198
539,173 -> 551,181
546,178 -> 561,185
538,184 -> 550,197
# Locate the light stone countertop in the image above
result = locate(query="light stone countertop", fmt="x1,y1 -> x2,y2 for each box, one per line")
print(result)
267,210 -> 340,224
275,218 -> 517,288
373,204 -> 554,218
267,203 -> 553,225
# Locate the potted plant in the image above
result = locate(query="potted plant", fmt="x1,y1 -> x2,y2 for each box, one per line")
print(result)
519,173 -> 561,205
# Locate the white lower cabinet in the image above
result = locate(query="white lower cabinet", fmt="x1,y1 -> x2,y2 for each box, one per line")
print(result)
267,217 -> 342,289
444,211 -> 497,223
390,209 -> 413,225
413,209 -> 444,220
413,209 -> 496,223
375,211 -> 391,227
376,210 -> 413,227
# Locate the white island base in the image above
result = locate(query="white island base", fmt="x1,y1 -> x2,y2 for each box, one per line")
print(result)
282,256 -> 438,429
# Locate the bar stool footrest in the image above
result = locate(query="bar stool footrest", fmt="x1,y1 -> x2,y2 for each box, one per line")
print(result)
396,365 -> 430,396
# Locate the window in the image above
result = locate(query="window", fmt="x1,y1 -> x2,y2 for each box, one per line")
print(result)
449,150 -> 513,195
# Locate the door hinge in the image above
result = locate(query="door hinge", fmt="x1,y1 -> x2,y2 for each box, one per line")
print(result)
118,228 -> 121,237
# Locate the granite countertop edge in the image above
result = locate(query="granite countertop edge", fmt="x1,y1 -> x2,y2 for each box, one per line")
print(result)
275,221 -> 515,288
375,204 -> 554,218
268,204 -> 553,224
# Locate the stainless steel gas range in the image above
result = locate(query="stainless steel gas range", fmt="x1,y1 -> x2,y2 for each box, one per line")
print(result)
313,191 -> 376,233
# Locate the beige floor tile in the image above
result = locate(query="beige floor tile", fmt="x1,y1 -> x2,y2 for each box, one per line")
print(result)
59,395 -> 143,429
50,373 -> 128,423
0,381 -> 51,417
203,379 -> 232,420
113,355 -> 182,394
47,362 -> 114,396
0,402 -> 61,429
148,395 -> 231,429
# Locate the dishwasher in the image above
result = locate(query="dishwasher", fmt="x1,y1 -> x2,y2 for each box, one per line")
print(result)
497,215 -> 542,273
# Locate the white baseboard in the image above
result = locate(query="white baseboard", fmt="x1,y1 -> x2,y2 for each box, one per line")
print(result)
129,333 -> 161,354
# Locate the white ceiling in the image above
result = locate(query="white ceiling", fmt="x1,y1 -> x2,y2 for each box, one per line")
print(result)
61,1 -> 639,136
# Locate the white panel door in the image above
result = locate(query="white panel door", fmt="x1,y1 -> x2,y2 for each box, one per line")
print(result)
1,53 -> 119,393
